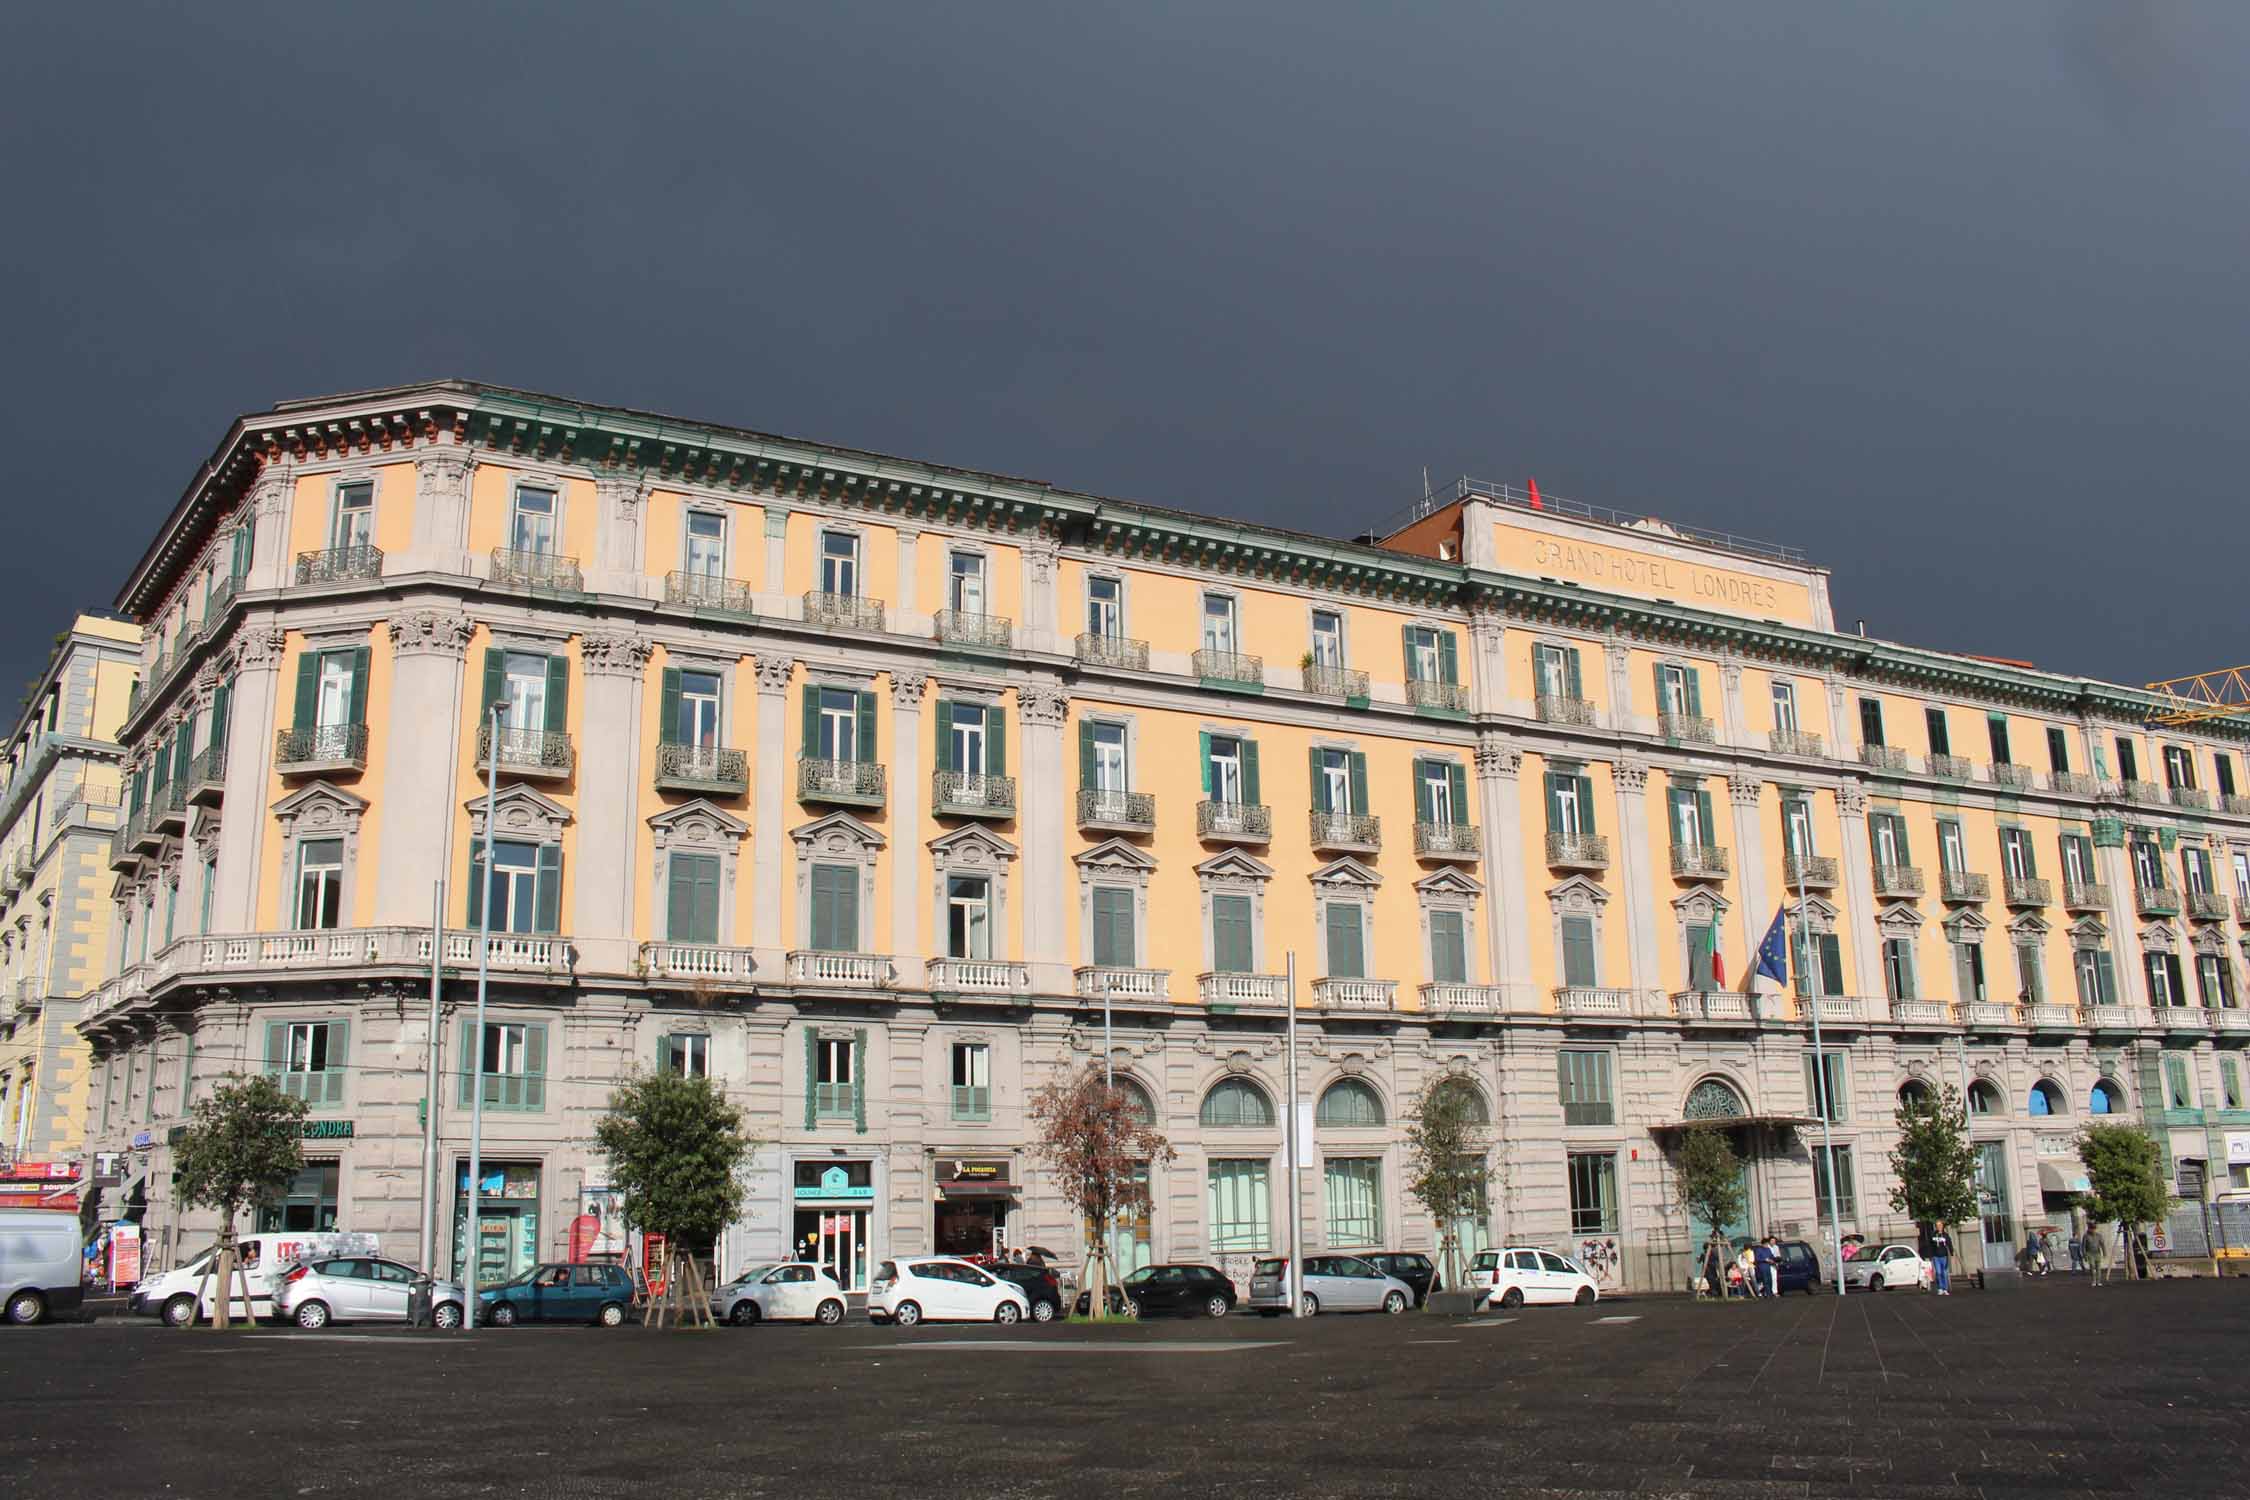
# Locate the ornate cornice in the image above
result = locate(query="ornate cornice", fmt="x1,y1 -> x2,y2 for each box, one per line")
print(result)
1017,684 -> 1069,727
580,632 -> 653,679
1727,774 -> 1763,808
388,610 -> 475,660
1614,760 -> 1651,795
751,655 -> 795,695
890,671 -> 930,710
1474,738 -> 1522,780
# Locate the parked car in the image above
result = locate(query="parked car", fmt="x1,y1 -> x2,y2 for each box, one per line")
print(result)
868,1257 -> 1030,1327
278,1255 -> 463,1329
1770,1239 -> 1823,1294
0,1209 -> 85,1326
476,1261 -> 638,1326
987,1263 -> 1065,1322
133,1231 -> 378,1326
1841,1243 -> 1929,1292
1361,1252 -> 1439,1307
1466,1249 -> 1503,1298
1482,1247 -> 1600,1309
714,1262 -> 849,1325
1070,1263 -> 1236,1319
1248,1254 -> 1416,1316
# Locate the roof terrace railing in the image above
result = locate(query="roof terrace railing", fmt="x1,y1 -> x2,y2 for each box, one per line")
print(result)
1386,478 -> 1808,567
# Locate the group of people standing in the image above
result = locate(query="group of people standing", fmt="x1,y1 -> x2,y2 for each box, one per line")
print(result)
1697,1234 -> 1789,1298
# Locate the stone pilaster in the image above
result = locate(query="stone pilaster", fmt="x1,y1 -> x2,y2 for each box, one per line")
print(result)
211,627 -> 287,932
1834,783 -> 1883,997
2097,837 -> 2147,1001
1474,735 -> 1529,1005
246,458 -> 296,593
1726,774 -> 1769,996
894,527 -> 921,618
410,446 -> 474,575
762,511 -> 788,608
373,610 -> 473,924
889,671 -> 928,983
592,470 -> 649,595
1018,684 -> 1070,980
1021,533 -> 1059,652
1605,637 -> 1633,734
1468,606 -> 1506,717
750,655 -> 794,954
571,632 -> 652,972
1610,758 -> 1658,996
1719,657 -> 1745,748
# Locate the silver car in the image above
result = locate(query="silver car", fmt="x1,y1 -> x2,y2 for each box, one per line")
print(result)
713,1262 -> 850,1326
1247,1254 -> 1416,1316
277,1254 -> 463,1329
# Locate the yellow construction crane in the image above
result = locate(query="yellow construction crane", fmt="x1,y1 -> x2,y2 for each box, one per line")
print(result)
2145,666 -> 2250,726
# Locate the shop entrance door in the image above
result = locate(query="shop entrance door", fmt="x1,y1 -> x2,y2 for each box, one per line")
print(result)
795,1208 -> 869,1291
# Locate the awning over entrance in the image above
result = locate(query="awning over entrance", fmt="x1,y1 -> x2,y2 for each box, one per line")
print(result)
2038,1162 -> 2092,1195
934,1157 -> 1015,1200
936,1181 -> 1017,1200
1649,1113 -> 1821,1136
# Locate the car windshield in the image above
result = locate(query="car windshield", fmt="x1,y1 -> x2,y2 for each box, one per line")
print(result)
1253,1259 -> 1285,1276
1123,1268 -> 1155,1286
731,1265 -> 775,1286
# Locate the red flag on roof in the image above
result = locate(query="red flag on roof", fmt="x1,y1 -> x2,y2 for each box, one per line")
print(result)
1526,477 -> 1543,510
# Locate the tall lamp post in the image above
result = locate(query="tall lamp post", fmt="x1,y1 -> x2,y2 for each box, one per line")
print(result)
1790,845 -> 1847,1296
462,703 -> 503,1329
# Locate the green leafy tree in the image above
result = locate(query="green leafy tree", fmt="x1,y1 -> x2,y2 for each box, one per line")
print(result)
1028,1064 -> 1175,1319
2079,1123 -> 2170,1281
170,1073 -> 307,1329
1403,1075 -> 1491,1293
594,1070 -> 759,1326
1676,1125 -> 1747,1260
1888,1084 -> 1979,1230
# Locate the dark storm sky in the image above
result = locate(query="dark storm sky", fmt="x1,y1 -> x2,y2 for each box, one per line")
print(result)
4,2 -> 2244,706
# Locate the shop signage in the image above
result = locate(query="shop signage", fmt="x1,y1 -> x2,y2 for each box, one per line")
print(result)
794,1165 -> 875,1201
110,1224 -> 142,1284
130,1132 -> 155,1151
93,1153 -> 124,1179
2227,1132 -> 2250,1166
0,1160 -> 79,1182
302,1120 -> 355,1140
937,1158 -> 1015,1192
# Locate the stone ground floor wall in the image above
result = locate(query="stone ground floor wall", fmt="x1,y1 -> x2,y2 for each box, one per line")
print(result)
83,981 -> 2209,1295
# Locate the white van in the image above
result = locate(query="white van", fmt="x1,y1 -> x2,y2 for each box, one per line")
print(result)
0,1210 -> 86,1325
131,1231 -> 377,1325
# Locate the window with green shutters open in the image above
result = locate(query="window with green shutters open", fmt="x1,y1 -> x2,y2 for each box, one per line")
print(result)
1558,1049 -> 1613,1126
2015,939 -> 2043,1003
1202,733 -> 1257,806
285,645 -> 370,762
1805,1050 -> 1849,1122
2047,725 -> 2071,775
2074,945 -> 2118,1007
1788,931 -> 1845,997
1684,922 -> 1715,992
1954,936 -> 1987,1002
803,685 -> 876,763
1090,885 -> 1136,968
1323,901 -> 1366,979
482,648 -> 567,736
1414,758 -> 1469,831
1560,914 -> 1598,989
2001,828 -> 2034,881
1533,642 -> 1583,704
2145,950 -> 2185,1007
1667,781 -> 1714,850
1403,625 -> 1460,708
1882,937 -> 1916,1001
936,700 -> 1006,780
2197,952 -> 2235,1009
457,1020 -> 545,1111
808,862 -> 861,952
466,838 -> 561,935
1545,769 -> 1595,837
1937,819 -> 1966,874
1869,811 -> 1910,869
1211,894 -> 1255,973
661,1034 -> 709,1078
1781,798 -> 1814,859
1656,663 -> 1702,721
2060,833 -> 2094,888
1987,714 -> 2012,766
661,668 -> 723,749
2116,736 -> 2139,784
1428,909 -> 1467,984
666,853 -> 721,944
2217,753 -> 2239,799
1309,747 -> 1368,817
2164,1054 -> 2193,1109
267,1019 -> 348,1107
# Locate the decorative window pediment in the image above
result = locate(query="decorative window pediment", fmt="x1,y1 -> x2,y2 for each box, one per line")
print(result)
2191,926 -> 2229,956
1785,895 -> 1839,935
1074,837 -> 1157,876
2069,916 -> 2110,950
790,810 -> 885,858
1309,856 -> 1381,893
1874,902 -> 1923,939
274,780 -> 369,830
1194,848 -> 1272,886
1942,909 -> 1989,941
1546,875 -> 1610,914
465,783 -> 571,842
2140,921 -> 2178,953
929,824 -> 1018,869
2007,912 -> 2050,940
1414,866 -> 1482,901
1671,887 -> 1731,926
647,798 -> 748,851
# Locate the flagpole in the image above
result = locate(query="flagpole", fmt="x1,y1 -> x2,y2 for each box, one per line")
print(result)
1790,842 -> 1846,1298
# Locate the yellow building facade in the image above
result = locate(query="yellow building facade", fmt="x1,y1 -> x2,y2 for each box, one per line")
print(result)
77,383 -> 2250,1292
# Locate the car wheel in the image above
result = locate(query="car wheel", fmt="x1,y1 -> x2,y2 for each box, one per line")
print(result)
163,1295 -> 199,1328
597,1302 -> 626,1327
730,1301 -> 759,1326
1499,1288 -> 1524,1310
1030,1299 -> 1056,1323
1204,1294 -> 1232,1319
6,1290 -> 46,1326
1574,1286 -> 1596,1306
1382,1291 -> 1408,1315
994,1301 -> 1023,1325
1869,1274 -> 1884,1292
489,1302 -> 518,1327
1301,1294 -> 1320,1317
816,1299 -> 846,1326
294,1300 -> 331,1330
431,1302 -> 463,1330
894,1300 -> 922,1327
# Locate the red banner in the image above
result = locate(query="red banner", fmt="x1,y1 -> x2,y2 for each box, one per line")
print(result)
643,1233 -> 668,1298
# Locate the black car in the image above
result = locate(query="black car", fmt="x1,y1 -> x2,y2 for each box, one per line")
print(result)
987,1263 -> 1064,1322
1073,1263 -> 1238,1319
1362,1252 -> 1439,1307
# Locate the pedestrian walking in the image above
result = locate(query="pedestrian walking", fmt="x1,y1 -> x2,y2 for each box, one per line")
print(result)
2084,1226 -> 2107,1286
1929,1221 -> 1954,1295
1752,1236 -> 1776,1298
2067,1226 -> 2084,1275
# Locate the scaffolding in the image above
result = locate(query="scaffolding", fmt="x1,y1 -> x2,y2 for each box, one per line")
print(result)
2144,666 -> 2250,727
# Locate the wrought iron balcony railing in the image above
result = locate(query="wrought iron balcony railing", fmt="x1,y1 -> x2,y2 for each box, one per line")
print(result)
1192,649 -> 1264,689
2049,770 -> 2100,797
275,723 -> 369,774
2224,794 -> 2250,817
1537,693 -> 1597,728
1302,663 -> 1369,700
490,547 -> 584,593
2171,786 -> 2213,811
1669,844 -> 1729,881
1407,679 -> 1468,713
654,742 -> 748,795
664,571 -> 755,617
798,757 -> 886,807
1545,831 -> 1609,871
1871,864 -> 1925,898
477,724 -> 575,779
1308,811 -> 1380,852
933,771 -> 1016,818
1782,854 -> 1837,889
2187,889 -> 2229,923
186,743 -> 226,806
1077,788 -> 1155,833
803,591 -> 884,632
293,546 -> 384,587
1075,634 -> 1150,672
1991,761 -> 2035,790
2003,876 -> 2052,908
1927,753 -> 1972,781
1196,800 -> 1271,844
1659,712 -> 1714,744
2062,881 -> 2110,912
1860,744 -> 1911,774
1414,821 -> 1481,860
202,573 -> 240,632
935,610 -> 1013,652
2120,779 -> 2163,805
2135,884 -> 2180,918
1768,728 -> 1824,758
1939,870 -> 1990,903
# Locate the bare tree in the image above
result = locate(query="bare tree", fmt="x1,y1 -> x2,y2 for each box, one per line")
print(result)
1028,1064 -> 1174,1318
1404,1074 -> 1490,1294
171,1073 -> 307,1330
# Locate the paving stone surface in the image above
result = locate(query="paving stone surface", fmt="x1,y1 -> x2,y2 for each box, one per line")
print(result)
3,1277 -> 2244,1498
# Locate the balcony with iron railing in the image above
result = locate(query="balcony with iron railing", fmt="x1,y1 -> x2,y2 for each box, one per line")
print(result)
275,723 -> 369,776
1659,712 -> 1714,744
1939,869 -> 1990,903
1314,978 -> 1397,1012
1074,966 -> 1171,1002
1192,648 -> 1264,690
1554,986 -> 1637,1020
2063,881 -> 2111,912
803,591 -> 884,632
1196,800 -> 1271,845
785,951 -> 894,989
490,547 -> 584,593
639,942 -> 756,984
107,822 -> 139,872
935,610 -> 1013,652
1669,844 -> 1729,881
293,545 -> 384,587
1197,972 -> 1288,1008
186,743 -> 226,806
2239,897 -> 2250,925
150,778 -> 187,836
477,723 -> 575,781
2135,883 -> 2180,918
1990,762 -> 2035,790
1782,854 -> 1838,889
2003,876 -> 2052,908
664,571 -> 756,617
654,743 -> 748,796
2171,786 -> 2214,811
2187,889 -> 2229,923
1407,679 -> 1468,714
202,573 -> 240,632
1413,821 -> 1481,861
1545,830 -> 1609,872
1860,744 -> 1912,774
927,958 -> 1030,995
1301,663 -> 1369,700
1768,728 -> 1824,758
933,771 -> 1016,819
1872,864 -> 1925,899
1077,788 -> 1155,834
1535,693 -> 1597,727
1075,634 -> 1150,672
1927,753 -> 1972,781
1308,810 -> 1380,854
798,757 -> 886,808
2049,770 -> 2100,797
2120,779 -> 2163,805
1420,982 -> 1503,1016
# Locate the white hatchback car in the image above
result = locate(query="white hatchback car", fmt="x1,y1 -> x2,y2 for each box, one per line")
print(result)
714,1262 -> 849,1326
1483,1247 -> 1600,1309
868,1256 -> 1031,1327
1841,1243 -> 1929,1292
277,1254 -> 464,1329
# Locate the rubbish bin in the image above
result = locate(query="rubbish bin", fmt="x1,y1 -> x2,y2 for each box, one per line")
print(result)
408,1275 -> 433,1328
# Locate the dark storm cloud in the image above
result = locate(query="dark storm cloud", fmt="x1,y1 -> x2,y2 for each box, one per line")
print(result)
3,1 -> 2246,706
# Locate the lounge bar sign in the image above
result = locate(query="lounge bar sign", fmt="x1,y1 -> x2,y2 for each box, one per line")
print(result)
794,1163 -> 874,1201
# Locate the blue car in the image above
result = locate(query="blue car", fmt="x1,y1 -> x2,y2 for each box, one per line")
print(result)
475,1262 -> 637,1326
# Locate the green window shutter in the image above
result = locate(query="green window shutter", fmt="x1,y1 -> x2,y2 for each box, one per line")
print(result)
1684,670 -> 1703,718
1892,816 -> 1912,867
1688,924 -> 1715,990
855,690 -> 876,763
1212,895 -> 1253,972
1197,730 -> 1212,794
1669,788 -> 1690,844
464,838 -> 487,928
173,732 -> 192,784
692,857 -> 719,944
1429,910 -> 1466,983
1092,887 -> 1135,968
1078,720 -> 1096,790
210,680 -> 231,750
934,701 -> 957,774
1561,915 -> 1597,989
658,668 -> 682,745
292,650 -> 319,730
322,1021 -> 349,1105
480,649 -> 504,721
1564,648 -> 1583,697
1543,772 -> 1563,832
667,856 -> 692,941
800,684 -> 820,758
1308,748 -> 1329,813
264,1020 -> 287,1074
1780,803 -> 1801,859
524,1024 -> 546,1111
1401,624 -> 1418,681
231,523 -> 253,579
1652,662 -> 1665,711
1577,775 -> 1597,837
1447,762 -> 1468,820
1242,739 -> 1261,804
533,843 -> 562,934
346,646 -> 370,726
1438,630 -> 1459,685
852,1029 -> 867,1133
457,1019 -> 475,1108
803,1029 -> 818,1129
1413,762 -> 1434,825
809,866 -> 836,950
1695,788 -> 1714,839
986,705 -> 1006,778
1348,751 -> 1368,815
1819,934 -> 1844,997
2096,950 -> 2119,1005
1325,902 -> 1365,979
543,656 -> 569,733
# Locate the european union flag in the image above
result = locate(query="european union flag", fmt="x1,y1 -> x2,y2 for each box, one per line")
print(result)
1754,907 -> 1790,983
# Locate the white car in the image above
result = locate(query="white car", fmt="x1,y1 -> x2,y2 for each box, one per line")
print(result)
277,1254 -> 463,1329
714,1262 -> 849,1326
868,1256 -> 1031,1327
1483,1247 -> 1600,1309
1841,1243 -> 1929,1291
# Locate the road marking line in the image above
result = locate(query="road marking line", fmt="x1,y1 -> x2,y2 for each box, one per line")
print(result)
1408,1339 -> 1461,1345
854,1339 -> 1280,1352
1460,1317 -> 1517,1328
1593,1315 -> 1640,1324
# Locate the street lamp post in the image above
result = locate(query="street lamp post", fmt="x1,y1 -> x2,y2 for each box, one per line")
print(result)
462,704 -> 503,1329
